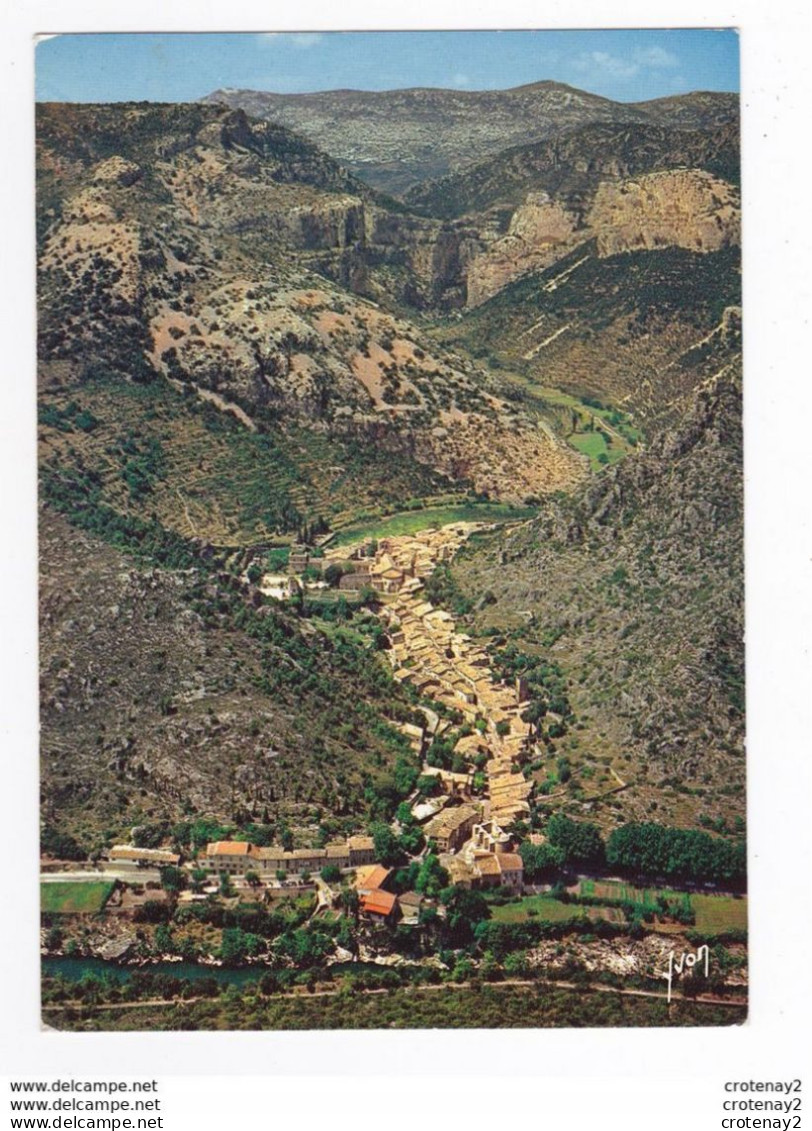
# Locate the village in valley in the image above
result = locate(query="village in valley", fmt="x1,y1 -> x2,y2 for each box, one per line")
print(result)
35,34 -> 745,1027
41,521 -> 748,1018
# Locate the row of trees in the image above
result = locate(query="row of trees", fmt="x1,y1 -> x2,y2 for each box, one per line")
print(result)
606,823 -> 746,886
518,815 -> 746,887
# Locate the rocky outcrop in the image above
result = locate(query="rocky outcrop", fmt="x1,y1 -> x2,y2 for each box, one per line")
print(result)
464,168 -> 740,306
466,193 -> 578,306
92,155 -> 143,187
589,169 -> 740,257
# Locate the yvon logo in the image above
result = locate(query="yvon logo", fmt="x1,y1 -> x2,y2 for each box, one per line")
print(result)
663,944 -> 709,1002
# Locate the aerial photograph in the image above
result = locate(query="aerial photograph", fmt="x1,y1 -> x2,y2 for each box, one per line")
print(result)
36,29 -> 745,1031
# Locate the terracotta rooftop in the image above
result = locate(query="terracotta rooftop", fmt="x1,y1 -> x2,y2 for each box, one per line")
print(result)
360,889 -> 397,916
207,841 -> 251,856
354,864 -> 391,891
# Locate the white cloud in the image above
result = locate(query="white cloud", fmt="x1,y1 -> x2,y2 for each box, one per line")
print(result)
256,32 -> 323,50
571,44 -> 680,84
452,73 -> 471,87
634,46 -> 679,68
573,51 -> 639,81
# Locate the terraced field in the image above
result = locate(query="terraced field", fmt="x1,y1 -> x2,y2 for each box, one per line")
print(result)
691,894 -> 748,934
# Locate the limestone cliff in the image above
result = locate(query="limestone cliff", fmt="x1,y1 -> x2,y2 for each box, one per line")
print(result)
466,169 -> 740,306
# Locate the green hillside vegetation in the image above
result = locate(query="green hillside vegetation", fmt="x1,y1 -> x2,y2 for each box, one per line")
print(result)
446,368 -> 744,831
39,371 -> 455,548
434,244 -> 741,426
39,505 -> 426,853
42,979 -> 744,1031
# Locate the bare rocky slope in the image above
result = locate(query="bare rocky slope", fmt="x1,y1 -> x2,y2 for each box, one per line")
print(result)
436,242 -> 742,430
405,120 -> 740,220
37,101 -> 584,522
203,82 -> 738,195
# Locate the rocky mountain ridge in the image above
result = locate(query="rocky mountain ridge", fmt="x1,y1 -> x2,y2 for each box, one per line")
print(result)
36,101 -> 585,521
203,82 -> 738,195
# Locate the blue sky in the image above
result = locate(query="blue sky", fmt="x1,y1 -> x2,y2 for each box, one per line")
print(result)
36,29 -> 738,104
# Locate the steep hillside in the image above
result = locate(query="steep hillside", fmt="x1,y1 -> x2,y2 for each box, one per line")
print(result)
462,167 -> 739,306
203,82 -> 738,195
37,101 -> 584,531
39,508 -> 423,852
435,243 -> 741,429
447,367 -> 744,831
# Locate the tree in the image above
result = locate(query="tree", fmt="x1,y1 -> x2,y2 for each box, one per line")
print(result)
45,926 -> 64,951
398,827 -> 425,850
519,840 -> 565,881
244,870 -> 262,888
189,868 -> 208,894
503,950 -> 529,978
132,823 -> 168,849
415,853 -> 449,898
396,801 -> 413,826
154,924 -> 173,954
370,822 -> 403,867
521,698 -> 548,738
159,865 -> 186,894
416,774 -> 441,798
440,887 -> 490,944
339,886 -> 360,925
546,814 -> 605,868
605,822 -> 746,886
393,757 -> 418,796
220,927 -> 262,964
320,864 -> 342,884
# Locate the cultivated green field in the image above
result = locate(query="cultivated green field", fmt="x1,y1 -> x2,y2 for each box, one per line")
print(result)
328,502 -> 536,548
490,895 -> 589,924
41,882 -> 115,915
568,430 -> 625,470
579,881 -> 747,936
691,894 -> 748,935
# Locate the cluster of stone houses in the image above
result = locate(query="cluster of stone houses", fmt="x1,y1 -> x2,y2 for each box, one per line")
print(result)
423,804 -> 481,853
203,835 -> 376,877
440,818 -> 524,891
